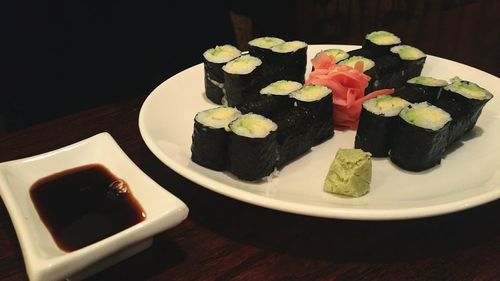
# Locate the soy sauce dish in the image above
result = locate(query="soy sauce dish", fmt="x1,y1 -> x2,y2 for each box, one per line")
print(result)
0,132 -> 189,281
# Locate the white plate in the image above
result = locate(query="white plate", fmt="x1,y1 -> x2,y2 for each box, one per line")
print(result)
138,44 -> 500,220
0,132 -> 189,281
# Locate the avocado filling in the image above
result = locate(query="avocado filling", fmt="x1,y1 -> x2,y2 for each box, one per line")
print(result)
363,95 -> 409,117
271,41 -> 308,53
338,56 -> 375,72
249,37 -> 285,49
290,85 -> 331,102
407,76 -> 448,87
203,45 -> 241,64
260,80 -> 303,96
222,55 -> 262,75
196,107 -> 241,129
390,45 -> 426,61
400,102 -> 451,131
229,113 -> 278,138
444,77 -> 493,100
366,31 -> 401,46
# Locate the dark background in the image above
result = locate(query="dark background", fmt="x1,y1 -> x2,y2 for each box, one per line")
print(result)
2,0 -> 499,132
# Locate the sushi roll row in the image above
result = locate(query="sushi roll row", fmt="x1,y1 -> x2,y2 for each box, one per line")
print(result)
435,77 -> 493,146
249,37 -> 308,85
314,31 -> 427,94
191,108 -> 278,181
191,83 -> 334,181
251,82 -> 332,166
202,37 -> 308,107
355,76 -> 493,172
203,45 -> 242,104
355,95 -> 452,171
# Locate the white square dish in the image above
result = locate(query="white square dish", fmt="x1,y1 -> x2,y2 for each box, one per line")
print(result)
0,132 -> 189,281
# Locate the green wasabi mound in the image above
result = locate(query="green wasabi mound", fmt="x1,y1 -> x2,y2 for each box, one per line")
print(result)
324,148 -> 372,197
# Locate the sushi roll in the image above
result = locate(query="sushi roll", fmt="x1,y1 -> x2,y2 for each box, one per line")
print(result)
248,36 -> 285,62
191,107 -> 241,170
272,106 -> 315,167
268,41 -> 308,83
203,45 -> 241,104
236,80 -> 302,117
390,102 -> 452,172
227,113 -> 279,181
248,37 -> 286,86
389,45 -> 427,85
362,30 -> 401,58
394,76 -> 448,103
290,85 -> 333,145
370,45 -> 426,91
338,56 -> 376,93
355,95 -> 409,157
434,77 -> 494,145
223,55 -> 264,107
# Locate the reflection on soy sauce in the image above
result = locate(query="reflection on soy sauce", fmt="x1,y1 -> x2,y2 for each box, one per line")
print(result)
30,164 -> 146,252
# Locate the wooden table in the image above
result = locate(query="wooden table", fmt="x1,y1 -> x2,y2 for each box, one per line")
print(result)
1,96 -> 499,281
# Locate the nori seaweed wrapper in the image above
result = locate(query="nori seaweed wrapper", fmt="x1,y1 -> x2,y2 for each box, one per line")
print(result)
394,83 -> 442,104
433,87 -> 492,146
355,107 -> 395,157
204,60 -> 226,104
390,117 -> 450,172
372,54 -> 403,90
362,39 -> 399,58
236,94 -> 293,117
400,57 -> 426,83
227,131 -> 278,181
348,48 -> 373,58
364,65 -> 378,94
224,66 -> 264,107
249,45 -> 274,63
190,119 -> 229,171
249,46 -> 276,86
272,107 -> 315,167
294,93 -> 334,145
267,47 -> 307,84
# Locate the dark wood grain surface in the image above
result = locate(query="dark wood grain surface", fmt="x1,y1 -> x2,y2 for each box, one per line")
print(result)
1,95 -> 500,281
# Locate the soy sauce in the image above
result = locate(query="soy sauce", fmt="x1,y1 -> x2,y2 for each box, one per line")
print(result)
30,164 -> 146,252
